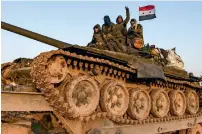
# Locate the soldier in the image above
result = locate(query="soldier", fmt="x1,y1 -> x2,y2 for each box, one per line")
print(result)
113,6 -> 130,52
87,24 -> 105,50
102,15 -> 122,52
127,19 -> 144,47
102,15 -> 115,41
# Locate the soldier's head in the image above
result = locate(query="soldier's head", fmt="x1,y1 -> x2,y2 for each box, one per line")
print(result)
130,19 -> 137,26
104,15 -> 111,26
93,24 -> 101,33
116,15 -> 123,24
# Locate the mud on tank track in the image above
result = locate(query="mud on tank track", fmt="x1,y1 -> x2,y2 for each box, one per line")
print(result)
30,49 -> 202,126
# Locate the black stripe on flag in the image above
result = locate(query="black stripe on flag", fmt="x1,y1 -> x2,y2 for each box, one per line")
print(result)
139,14 -> 156,21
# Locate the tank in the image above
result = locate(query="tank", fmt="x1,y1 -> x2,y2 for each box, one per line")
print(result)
1,21 -> 202,134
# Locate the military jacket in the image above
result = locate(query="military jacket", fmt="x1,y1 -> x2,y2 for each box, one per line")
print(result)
128,24 -> 143,39
102,23 -> 115,40
91,32 -> 104,45
113,11 -> 130,38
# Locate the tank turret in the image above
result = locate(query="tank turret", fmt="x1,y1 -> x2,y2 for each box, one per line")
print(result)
2,21 -> 166,79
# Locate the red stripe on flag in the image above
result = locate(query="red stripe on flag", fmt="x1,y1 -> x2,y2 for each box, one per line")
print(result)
139,5 -> 155,11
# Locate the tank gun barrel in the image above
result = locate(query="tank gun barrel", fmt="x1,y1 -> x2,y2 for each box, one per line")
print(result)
1,21 -> 71,49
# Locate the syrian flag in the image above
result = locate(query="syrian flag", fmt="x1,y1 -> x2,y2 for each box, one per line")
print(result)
139,5 -> 156,21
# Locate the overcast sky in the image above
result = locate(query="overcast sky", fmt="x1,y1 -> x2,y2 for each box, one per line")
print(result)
1,1 -> 202,76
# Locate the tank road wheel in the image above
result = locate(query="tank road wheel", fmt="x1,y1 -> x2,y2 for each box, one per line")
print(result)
65,75 -> 99,117
47,55 -> 67,84
151,89 -> 170,118
185,90 -> 199,114
169,90 -> 186,116
187,124 -> 202,134
127,88 -> 151,120
100,81 -> 129,116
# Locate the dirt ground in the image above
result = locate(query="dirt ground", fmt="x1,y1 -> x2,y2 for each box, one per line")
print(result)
1,123 -> 33,134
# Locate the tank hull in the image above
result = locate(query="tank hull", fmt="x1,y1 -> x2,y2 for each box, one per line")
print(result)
1,22 -> 202,134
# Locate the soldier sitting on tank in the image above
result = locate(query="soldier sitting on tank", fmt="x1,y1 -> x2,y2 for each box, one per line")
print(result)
127,19 -> 144,49
112,6 -> 130,53
87,24 -> 106,50
102,15 -> 122,52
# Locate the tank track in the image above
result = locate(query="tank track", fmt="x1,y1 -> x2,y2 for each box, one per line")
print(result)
30,49 -> 202,126
1,62 -> 13,70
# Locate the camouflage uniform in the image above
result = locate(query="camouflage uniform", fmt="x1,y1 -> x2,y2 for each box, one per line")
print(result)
87,24 -> 106,50
128,23 -> 144,43
113,7 -> 130,52
102,22 -> 115,41
102,16 -> 122,52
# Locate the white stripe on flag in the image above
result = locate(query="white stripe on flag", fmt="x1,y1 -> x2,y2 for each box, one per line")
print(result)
139,8 -> 155,17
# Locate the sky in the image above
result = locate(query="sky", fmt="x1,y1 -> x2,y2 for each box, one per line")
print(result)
1,1 -> 202,76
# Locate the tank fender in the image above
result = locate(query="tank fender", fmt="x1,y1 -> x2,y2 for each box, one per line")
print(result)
129,60 -> 165,79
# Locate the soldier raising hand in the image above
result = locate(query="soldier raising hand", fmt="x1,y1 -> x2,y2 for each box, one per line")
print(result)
112,6 -> 130,52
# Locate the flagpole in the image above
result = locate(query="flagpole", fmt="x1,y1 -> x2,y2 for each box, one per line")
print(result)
138,6 -> 140,24
135,6 -> 140,31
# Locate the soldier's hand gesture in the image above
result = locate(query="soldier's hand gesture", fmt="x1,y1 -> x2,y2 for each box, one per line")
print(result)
125,6 -> 129,12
